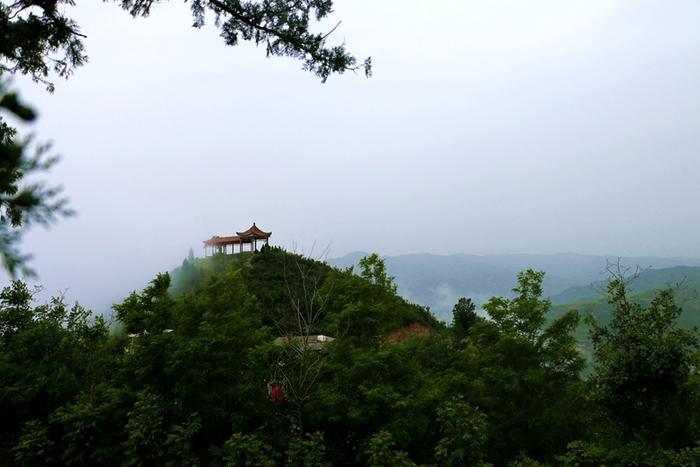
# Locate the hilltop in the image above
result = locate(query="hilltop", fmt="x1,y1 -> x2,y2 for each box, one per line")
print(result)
168,247 -> 440,339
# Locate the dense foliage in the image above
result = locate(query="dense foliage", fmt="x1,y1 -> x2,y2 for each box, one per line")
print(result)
1,249 -> 699,465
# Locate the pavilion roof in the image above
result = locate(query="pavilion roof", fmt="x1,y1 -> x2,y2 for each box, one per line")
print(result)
203,223 -> 272,246
236,223 -> 272,239
203,235 -> 241,246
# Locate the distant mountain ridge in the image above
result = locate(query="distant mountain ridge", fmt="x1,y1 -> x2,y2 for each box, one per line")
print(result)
327,252 -> 700,320
550,265 -> 700,305
549,266 -> 700,357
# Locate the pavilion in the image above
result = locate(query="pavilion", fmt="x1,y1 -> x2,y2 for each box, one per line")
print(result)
203,223 -> 272,256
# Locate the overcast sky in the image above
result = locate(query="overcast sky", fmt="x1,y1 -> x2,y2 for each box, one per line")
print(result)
2,0 -> 700,314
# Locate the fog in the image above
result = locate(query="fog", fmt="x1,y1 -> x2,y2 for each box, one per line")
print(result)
2,0 -> 699,315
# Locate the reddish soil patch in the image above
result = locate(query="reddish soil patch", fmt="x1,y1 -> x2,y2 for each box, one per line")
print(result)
384,322 -> 432,345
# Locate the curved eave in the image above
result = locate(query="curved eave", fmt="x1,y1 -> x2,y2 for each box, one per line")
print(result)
236,224 -> 272,238
238,233 -> 272,240
203,235 -> 242,246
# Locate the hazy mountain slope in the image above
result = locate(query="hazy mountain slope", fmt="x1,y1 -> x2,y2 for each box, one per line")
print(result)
328,253 -> 544,320
328,252 -> 700,321
549,274 -> 700,362
545,267 -> 700,363
551,265 -> 700,305
381,254 -> 529,311
461,253 -> 700,284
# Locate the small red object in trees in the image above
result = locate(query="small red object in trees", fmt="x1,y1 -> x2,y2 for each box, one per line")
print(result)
270,384 -> 284,404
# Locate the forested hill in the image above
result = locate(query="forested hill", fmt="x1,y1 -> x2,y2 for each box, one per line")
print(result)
3,247 -> 700,465
168,247 -> 439,336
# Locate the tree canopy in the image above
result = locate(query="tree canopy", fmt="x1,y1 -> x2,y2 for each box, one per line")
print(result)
4,250 -> 698,465
1,0 -> 370,88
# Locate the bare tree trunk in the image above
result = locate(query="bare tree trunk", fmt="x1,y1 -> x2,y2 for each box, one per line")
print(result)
273,246 -> 333,436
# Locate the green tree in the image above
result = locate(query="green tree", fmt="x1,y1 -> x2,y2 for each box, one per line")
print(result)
484,269 -> 549,342
48,387 -> 127,465
0,280 -> 111,461
13,420 -> 54,466
221,433 -> 275,467
169,250 -> 202,296
163,414 -> 202,467
434,396 -> 488,466
0,280 -> 33,336
358,253 -> 397,294
587,270 -> 699,447
481,269 -> 583,377
472,269 -> 585,463
113,273 -> 173,333
122,391 -> 166,466
451,297 -> 477,339
365,431 -> 416,467
286,431 -> 330,467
